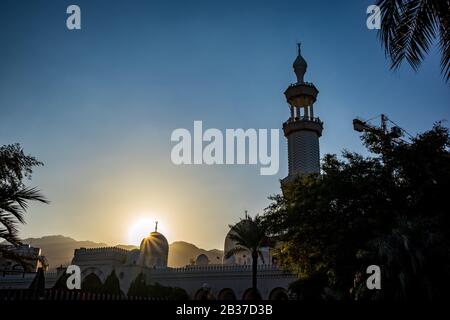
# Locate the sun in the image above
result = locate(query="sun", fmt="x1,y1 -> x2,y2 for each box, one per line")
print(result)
128,218 -> 157,246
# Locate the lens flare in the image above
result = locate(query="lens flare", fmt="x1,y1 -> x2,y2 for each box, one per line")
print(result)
128,215 -> 169,245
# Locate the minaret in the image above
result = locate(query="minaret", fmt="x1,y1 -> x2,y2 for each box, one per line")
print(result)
281,44 -> 323,186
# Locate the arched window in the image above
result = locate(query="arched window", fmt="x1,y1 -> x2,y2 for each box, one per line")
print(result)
218,288 -> 236,300
269,287 -> 289,300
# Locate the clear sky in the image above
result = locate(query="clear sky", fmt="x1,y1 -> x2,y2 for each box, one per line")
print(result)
0,0 -> 448,250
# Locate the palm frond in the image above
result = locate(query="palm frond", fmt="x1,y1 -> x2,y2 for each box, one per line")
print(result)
0,187 -> 48,224
377,0 -> 450,81
392,0 -> 436,71
378,0 -> 404,58
0,225 -> 22,246
224,246 -> 249,259
434,0 -> 450,81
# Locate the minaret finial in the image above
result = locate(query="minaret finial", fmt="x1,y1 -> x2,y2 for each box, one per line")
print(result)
293,42 -> 307,83
155,221 -> 158,232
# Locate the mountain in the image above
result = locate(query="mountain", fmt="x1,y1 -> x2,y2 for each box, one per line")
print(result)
19,235 -> 223,269
23,235 -> 108,269
168,241 -> 223,267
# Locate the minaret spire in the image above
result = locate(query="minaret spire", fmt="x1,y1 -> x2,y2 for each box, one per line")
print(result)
155,221 -> 158,232
293,42 -> 308,83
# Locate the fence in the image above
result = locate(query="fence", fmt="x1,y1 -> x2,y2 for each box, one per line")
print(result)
0,289 -> 169,301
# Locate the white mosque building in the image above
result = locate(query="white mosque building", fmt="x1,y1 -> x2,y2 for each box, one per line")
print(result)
66,222 -> 293,300
0,45 -> 322,300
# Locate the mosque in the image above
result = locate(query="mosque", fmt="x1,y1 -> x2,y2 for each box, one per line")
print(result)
0,45 -> 322,300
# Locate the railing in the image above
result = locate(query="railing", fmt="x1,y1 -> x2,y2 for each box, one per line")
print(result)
287,81 -> 317,89
0,270 -> 58,279
284,116 -> 322,125
75,246 -> 129,254
0,289 -> 170,301
156,264 -> 287,273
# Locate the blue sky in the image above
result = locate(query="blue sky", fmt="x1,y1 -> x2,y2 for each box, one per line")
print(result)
0,0 -> 448,250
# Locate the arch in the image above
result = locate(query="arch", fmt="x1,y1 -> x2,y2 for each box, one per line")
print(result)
218,288 -> 236,300
194,288 -> 215,300
81,267 -> 104,282
242,288 -> 261,300
81,273 -> 103,293
269,287 -> 289,300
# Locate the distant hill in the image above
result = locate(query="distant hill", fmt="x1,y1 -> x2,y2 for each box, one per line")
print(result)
22,235 -> 108,269
168,241 -> 223,267
17,235 -> 222,269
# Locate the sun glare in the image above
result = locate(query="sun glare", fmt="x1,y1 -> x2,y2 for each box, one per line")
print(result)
128,216 -> 168,246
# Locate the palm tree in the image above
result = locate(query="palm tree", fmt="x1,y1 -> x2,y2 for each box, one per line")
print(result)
225,213 -> 272,299
0,144 -> 48,267
377,0 -> 450,81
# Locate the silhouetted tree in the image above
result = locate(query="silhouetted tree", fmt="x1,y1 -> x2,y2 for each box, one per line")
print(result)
29,267 -> 45,298
127,272 -> 147,297
377,0 -> 450,81
53,273 -> 70,290
102,269 -> 121,295
264,123 -> 450,300
225,214 -> 272,300
0,144 -> 48,268
147,282 -> 188,300
127,273 -> 188,299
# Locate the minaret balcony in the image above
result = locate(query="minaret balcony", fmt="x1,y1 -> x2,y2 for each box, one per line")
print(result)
284,82 -> 319,107
283,116 -> 323,137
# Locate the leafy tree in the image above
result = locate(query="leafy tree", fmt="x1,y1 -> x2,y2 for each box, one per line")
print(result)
127,273 -> 188,299
0,144 -> 48,268
102,269 -> 121,295
147,282 -> 188,300
264,124 -> 450,300
225,213 -> 272,300
376,0 -> 450,81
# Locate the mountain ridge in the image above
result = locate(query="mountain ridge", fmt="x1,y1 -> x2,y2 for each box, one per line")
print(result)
15,235 -> 223,269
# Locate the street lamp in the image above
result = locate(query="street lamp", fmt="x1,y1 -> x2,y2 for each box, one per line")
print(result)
353,114 -> 404,139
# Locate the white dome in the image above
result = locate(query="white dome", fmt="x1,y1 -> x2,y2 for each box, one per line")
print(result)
137,231 -> 169,268
223,221 -> 271,265
223,224 -> 248,265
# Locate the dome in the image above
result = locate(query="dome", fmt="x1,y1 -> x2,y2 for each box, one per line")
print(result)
195,254 -> 210,266
223,219 -> 271,266
139,231 -> 168,250
223,223 -> 251,265
138,229 -> 169,268
293,43 -> 307,83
